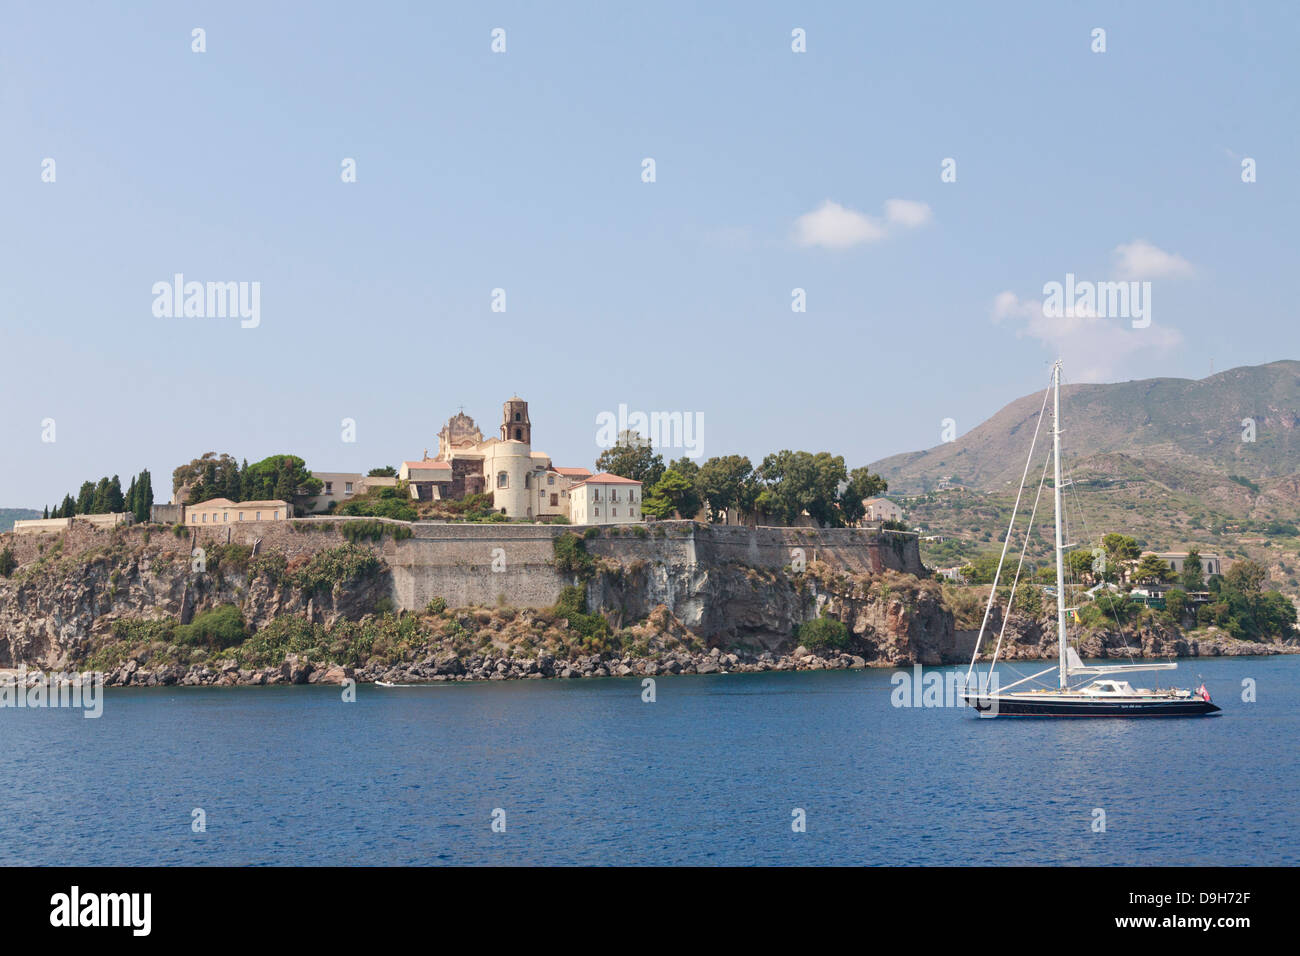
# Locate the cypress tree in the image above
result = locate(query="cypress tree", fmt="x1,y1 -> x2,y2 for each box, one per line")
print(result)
77,481 -> 95,514
90,478 -> 110,514
43,505 -> 49,519
137,469 -> 154,523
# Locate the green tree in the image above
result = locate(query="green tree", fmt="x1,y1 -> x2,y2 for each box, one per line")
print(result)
1132,553 -> 1176,584
696,455 -> 756,521
754,450 -> 848,527
644,468 -> 701,519
173,453 -> 240,504
1163,588 -> 1188,624
76,481 -> 95,515
134,469 -> 154,523
1180,548 -> 1204,590
106,475 -> 125,513
367,466 -> 397,477
242,454 -> 322,503
840,466 -> 888,526
595,431 -> 665,486
0,547 -> 15,578
797,614 -> 850,652
1103,533 -> 1141,562
90,477 -> 110,514
960,552 -> 1003,585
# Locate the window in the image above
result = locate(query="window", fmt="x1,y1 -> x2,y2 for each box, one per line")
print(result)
345,482 -> 353,494
630,507 -> 636,517
547,475 -> 554,485
594,506 -> 600,516
550,494 -> 558,506
514,412 -> 521,421
238,512 -> 244,521
497,472 -> 509,489
202,513 -> 207,523
514,428 -> 522,440
191,514 -> 197,523
613,507 -> 618,517
325,482 -> 333,494
223,513 -> 229,522
256,512 -> 262,521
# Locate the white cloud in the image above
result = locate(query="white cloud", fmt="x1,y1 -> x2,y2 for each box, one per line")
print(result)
989,290 -> 1182,382
792,198 -> 931,249
1113,239 -> 1195,280
884,198 -> 933,228
793,200 -> 886,248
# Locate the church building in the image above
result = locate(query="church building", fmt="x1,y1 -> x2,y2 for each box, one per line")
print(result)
402,397 -> 598,520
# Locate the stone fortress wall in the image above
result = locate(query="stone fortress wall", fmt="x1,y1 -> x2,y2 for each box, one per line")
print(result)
1,518 -> 922,613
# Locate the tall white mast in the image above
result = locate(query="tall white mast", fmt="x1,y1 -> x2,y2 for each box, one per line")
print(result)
1052,360 -> 1069,688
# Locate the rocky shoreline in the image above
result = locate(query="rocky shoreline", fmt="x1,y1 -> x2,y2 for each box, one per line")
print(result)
21,633 -> 1296,689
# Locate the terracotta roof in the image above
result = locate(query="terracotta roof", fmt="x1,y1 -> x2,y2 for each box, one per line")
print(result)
189,498 -> 290,509
553,467 -> 592,476
403,460 -> 451,470
570,472 -> 642,487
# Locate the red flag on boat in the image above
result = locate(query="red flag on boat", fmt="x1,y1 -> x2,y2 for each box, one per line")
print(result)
1197,683 -> 1211,702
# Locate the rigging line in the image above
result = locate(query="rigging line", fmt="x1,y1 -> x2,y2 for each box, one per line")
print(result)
985,443 -> 1054,686
1059,463 -> 1140,666
964,378 -> 1053,684
1059,371 -> 1157,670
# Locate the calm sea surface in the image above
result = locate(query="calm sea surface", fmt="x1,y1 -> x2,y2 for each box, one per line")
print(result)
1,656 -> 1295,865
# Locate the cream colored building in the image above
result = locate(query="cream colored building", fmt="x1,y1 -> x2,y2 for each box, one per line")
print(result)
298,472 -> 397,514
412,398 -> 593,520
1143,551 -> 1226,579
186,498 -> 291,525
567,473 -> 643,525
12,513 -> 132,534
864,497 -> 904,522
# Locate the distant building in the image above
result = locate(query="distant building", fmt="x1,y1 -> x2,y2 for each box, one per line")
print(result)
410,399 -> 594,519
12,513 -> 132,535
186,499 -> 291,525
150,503 -> 185,525
935,566 -> 966,583
1143,551 -> 1225,578
399,460 -> 454,502
297,472 -> 397,514
863,497 -> 904,522
567,473 -> 643,525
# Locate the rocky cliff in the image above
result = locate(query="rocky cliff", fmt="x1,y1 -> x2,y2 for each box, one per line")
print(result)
0,520 -> 943,683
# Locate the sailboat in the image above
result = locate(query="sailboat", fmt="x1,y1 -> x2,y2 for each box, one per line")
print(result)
961,360 -> 1220,718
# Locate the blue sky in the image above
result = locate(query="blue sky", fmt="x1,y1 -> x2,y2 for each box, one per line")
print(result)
2,1 -> 1297,508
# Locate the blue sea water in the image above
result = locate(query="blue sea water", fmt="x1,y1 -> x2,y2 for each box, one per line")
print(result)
0,656 -> 1295,866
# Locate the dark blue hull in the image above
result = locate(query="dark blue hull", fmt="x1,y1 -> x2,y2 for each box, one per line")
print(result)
964,695 -> 1220,717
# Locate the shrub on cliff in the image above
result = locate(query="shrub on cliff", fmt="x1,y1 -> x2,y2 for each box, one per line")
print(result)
340,519 -> 412,543
174,605 -> 247,651
292,544 -> 383,593
553,533 -> 595,579
338,485 -> 416,522
0,546 -> 15,578
797,614 -> 850,652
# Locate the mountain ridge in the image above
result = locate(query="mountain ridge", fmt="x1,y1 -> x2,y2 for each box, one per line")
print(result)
871,359 -> 1300,494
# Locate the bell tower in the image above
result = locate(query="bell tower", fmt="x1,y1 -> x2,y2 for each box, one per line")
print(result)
501,396 -> 531,444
